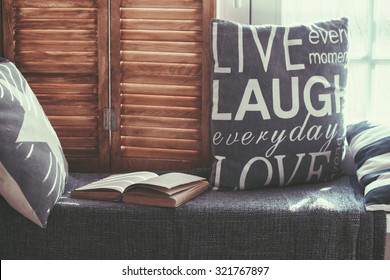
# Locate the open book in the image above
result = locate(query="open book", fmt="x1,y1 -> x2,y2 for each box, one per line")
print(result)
70,171 -> 208,207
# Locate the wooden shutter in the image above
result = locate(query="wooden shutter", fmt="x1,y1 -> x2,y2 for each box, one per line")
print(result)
2,0 -> 110,172
111,0 -> 215,172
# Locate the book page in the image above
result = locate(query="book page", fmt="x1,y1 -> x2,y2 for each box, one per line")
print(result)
132,180 -> 208,195
136,172 -> 205,189
74,171 -> 158,193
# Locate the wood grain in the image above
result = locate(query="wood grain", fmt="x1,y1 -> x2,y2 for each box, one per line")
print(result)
16,8 -> 97,19
121,61 -> 201,76
121,83 -> 200,96
121,104 -> 201,118
2,0 -> 15,61
200,0 -> 215,167
121,0 -> 203,9
2,0 -> 110,172
122,136 -> 201,150
122,51 -> 202,64
121,40 -> 202,53
121,8 -> 202,20
121,19 -> 202,31
111,0 -> 215,172
15,41 -> 97,52
121,94 -> 201,107
120,158 -> 201,173
121,126 -> 201,140
16,18 -> 97,30
121,115 -> 201,129
121,29 -> 202,42
16,51 -> 97,62
14,0 -> 97,8
121,146 -> 200,161
3,0 -> 215,173
122,74 -> 202,86
15,29 -> 97,40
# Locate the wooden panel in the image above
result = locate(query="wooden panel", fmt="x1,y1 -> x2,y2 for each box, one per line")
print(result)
16,18 -> 97,30
32,84 -> 97,94
16,61 -> 97,73
121,40 -> 202,53
122,136 -> 201,150
121,8 -> 202,20
38,95 -> 97,105
121,51 -> 202,64
16,8 -> 97,19
121,123 -> 201,138
121,61 -> 201,76
121,115 -> 201,129
121,83 -> 200,96
122,74 -> 201,86
48,116 -> 97,126
121,0 -> 202,8
24,73 -> 97,84
2,0 -> 15,60
121,19 -> 202,31
55,126 -> 98,137
60,136 -> 98,147
2,0 -> 110,172
14,0 -> 97,8
111,0 -> 215,172
43,105 -> 97,116
200,0 -> 215,167
121,105 -> 201,118
121,30 -> 202,41
121,146 -> 200,160
120,158 -> 201,172
121,94 -> 201,107
15,30 -> 97,40
16,41 -> 97,52
16,51 -> 97,62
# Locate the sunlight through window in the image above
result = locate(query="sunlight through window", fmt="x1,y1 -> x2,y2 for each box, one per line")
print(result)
281,0 -> 390,124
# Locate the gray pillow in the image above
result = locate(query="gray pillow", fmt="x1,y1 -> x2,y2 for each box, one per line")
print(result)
210,18 -> 349,190
0,58 -> 68,227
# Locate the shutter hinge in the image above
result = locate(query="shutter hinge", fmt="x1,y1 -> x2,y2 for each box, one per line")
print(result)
103,107 -> 117,131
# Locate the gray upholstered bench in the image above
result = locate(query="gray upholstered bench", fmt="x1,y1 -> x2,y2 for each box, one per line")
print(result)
0,170 -> 386,259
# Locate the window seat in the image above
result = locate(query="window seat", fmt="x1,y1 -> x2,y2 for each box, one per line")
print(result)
0,169 -> 386,260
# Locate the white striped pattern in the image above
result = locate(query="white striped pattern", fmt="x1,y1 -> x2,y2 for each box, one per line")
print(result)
350,126 -> 390,158
348,122 -> 390,212
365,172 -> 390,195
357,152 -> 390,181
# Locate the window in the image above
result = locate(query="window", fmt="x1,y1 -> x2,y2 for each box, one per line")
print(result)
282,0 -> 390,124
217,0 -> 390,124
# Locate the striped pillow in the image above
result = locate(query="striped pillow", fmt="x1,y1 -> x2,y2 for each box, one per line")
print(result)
347,121 -> 390,211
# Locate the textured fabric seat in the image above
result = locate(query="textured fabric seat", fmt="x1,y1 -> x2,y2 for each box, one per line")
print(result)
0,170 -> 386,259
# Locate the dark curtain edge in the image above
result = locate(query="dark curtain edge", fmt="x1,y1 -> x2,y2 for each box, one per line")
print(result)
0,0 -> 3,57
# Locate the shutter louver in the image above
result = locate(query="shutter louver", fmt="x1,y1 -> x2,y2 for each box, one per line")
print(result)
2,0 -> 110,172
111,0 -> 215,172
3,0 -> 214,173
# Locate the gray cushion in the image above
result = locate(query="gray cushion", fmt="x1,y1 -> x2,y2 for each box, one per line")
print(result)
210,18 -> 349,190
0,172 -> 386,259
0,58 -> 68,227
